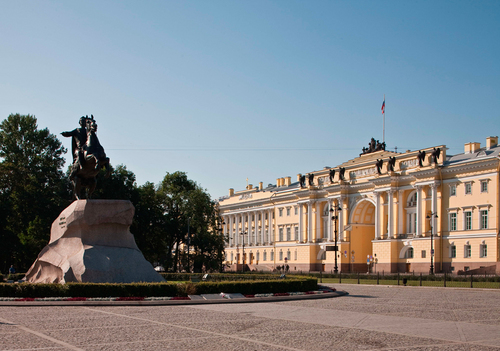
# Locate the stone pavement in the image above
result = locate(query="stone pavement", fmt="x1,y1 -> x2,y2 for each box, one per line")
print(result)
0,284 -> 499,350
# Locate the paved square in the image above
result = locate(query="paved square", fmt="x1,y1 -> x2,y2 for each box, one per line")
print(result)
1,284 -> 499,350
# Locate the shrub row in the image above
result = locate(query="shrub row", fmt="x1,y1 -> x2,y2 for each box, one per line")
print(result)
160,273 -> 287,282
0,277 -> 317,298
306,272 -> 500,282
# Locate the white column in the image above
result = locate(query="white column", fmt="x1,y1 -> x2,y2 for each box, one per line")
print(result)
416,186 -> 422,236
431,183 -> 437,232
315,202 -> 321,242
235,215 -> 240,246
339,197 -> 345,241
299,204 -> 304,243
375,192 -> 381,239
308,202 -> 313,242
269,209 -> 273,244
388,190 -> 394,239
398,190 -> 404,234
260,211 -> 265,245
327,199 -> 333,241
249,212 -> 254,246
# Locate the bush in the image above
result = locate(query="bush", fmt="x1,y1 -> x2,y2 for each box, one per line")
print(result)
0,276 -> 318,298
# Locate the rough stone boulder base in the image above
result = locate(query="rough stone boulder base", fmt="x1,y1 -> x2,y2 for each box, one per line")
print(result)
25,200 -> 165,283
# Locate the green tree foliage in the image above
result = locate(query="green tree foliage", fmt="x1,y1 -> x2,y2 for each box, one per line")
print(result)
0,114 -> 69,272
91,164 -> 138,201
156,172 -> 225,273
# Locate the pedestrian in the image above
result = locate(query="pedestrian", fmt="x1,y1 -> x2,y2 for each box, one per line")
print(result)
9,265 -> 15,274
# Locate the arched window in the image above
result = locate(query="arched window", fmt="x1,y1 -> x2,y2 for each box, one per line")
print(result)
404,247 -> 414,259
406,191 -> 417,234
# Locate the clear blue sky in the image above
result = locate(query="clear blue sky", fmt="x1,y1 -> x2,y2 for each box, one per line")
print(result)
1,1 -> 499,199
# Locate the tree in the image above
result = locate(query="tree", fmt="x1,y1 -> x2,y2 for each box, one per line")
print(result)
0,114 -> 68,272
157,171 -> 224,272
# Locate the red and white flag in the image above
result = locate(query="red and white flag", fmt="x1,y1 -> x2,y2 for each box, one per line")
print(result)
381,99 -> 385,115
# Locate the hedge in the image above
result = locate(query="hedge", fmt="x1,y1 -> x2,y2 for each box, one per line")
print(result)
0,277 -> 317,298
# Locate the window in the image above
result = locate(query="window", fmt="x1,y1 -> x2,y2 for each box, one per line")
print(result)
408,191 -> 417,207
480,210 -> 488,229
294,250 -> 297,260
294,227 -> 299,241
270,251 -> 274,261
464,244 -> 471,258
294,206 -> 298,215
287,250 -> 291,260
450,184 -> 456,196
286,227 -> 291,241
256,251 -> 260,261
449,245 -> 456,258
465,182 -> 472,195
286,207 -> 291,216
279,250 -> 283,261
465,211 -> 472,230
230,252 -> 233,261
449,213 -> 457,231
263,251 -> 267,261
480,243 -> 487,258
258,214 -> 261,221
279,208 -> 283,217
421,250 -> 426,258
481,180 -> 488,193
404,247 -> 414,259
265,213 -> 268,220
279,228 -> 283,241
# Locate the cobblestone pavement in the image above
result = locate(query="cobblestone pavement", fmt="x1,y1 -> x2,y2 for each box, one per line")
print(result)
1,284 -> 499,350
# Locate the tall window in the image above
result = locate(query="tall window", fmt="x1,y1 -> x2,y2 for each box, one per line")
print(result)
404,247 -> 414,259
286,207 -> 291,216
480,210 -> 488,229
450,184 -> 456,196
231,252 -> 234,261
449,213 -> 457,231
465,182 -> 472,195
294,250 -> 297,260
279,250 -> 283,261
294,206 -> 298,215
279,208 -> 283,217
481,181 -> 488,193
256,251 -> 260,261
465,211 -> 472,230
450,245 -> 456,258
279,228 -> 283,241
286,227 -> 291,241
294,227 -> 299,241
480,243 -> 487,258
421,250 -> 426,258
287,250 -> 291,260
263,251 -> 267,261
464,244 -> 471,258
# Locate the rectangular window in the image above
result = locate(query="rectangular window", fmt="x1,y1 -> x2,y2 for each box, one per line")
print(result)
263,251 -> 267,261
294,250 -> 297,260
465,211 -> 472,230
421,250 -> 426,258
465,182 -> 472,195
256,252 -> 260,261
287,251 -> 291,260
480,210 -> 488,229
294,227 -> 299,241
294,206 -> 298,215
480,244 -> 487,258
279,208 -> 283,217
279,228 -> 283,241
450,184 -> 456,196
286,227 -> 291,241
450,245 -> 456,258
279,251 -> 283,261
481,181 -> 488,193
449,213 -> 457,231
464,245 -> 471,258
270,251 -> 274,261
286,208 -> 291,216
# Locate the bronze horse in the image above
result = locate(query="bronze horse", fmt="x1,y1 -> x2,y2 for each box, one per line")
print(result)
72,118 -> 110,199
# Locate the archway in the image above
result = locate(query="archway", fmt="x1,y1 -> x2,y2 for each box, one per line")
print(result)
348,199 -> 376,272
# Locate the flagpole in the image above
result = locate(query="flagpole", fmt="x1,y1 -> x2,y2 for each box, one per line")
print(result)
383,94 -> 385,144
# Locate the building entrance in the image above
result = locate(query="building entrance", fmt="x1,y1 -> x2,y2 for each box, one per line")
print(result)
349,200 -> 375,273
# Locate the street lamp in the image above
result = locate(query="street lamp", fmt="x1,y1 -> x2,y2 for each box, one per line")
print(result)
217,219 -> 225,272
426,212 -> 438,275
330,204 -> 342,274
187,218 -> 191,273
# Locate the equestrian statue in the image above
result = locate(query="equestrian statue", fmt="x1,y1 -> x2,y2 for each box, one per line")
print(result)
62,115 -> 110,199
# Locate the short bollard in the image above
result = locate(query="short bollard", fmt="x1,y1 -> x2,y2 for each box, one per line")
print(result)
403,278 -> 407,286
420,273 -> 422,286
397,273 -> 400,286
339,272 -> 342,284
357,272 -> 360,284
377,272 -> 380,285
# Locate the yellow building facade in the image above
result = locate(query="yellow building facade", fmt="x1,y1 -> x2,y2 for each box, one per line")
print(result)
219,137 -> 500,274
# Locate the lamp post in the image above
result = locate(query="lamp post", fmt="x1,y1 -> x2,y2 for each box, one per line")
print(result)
426,212 -> 438,275
330,204 -> 342,274
187,218 -> 191,273
217,219 -> 225,272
